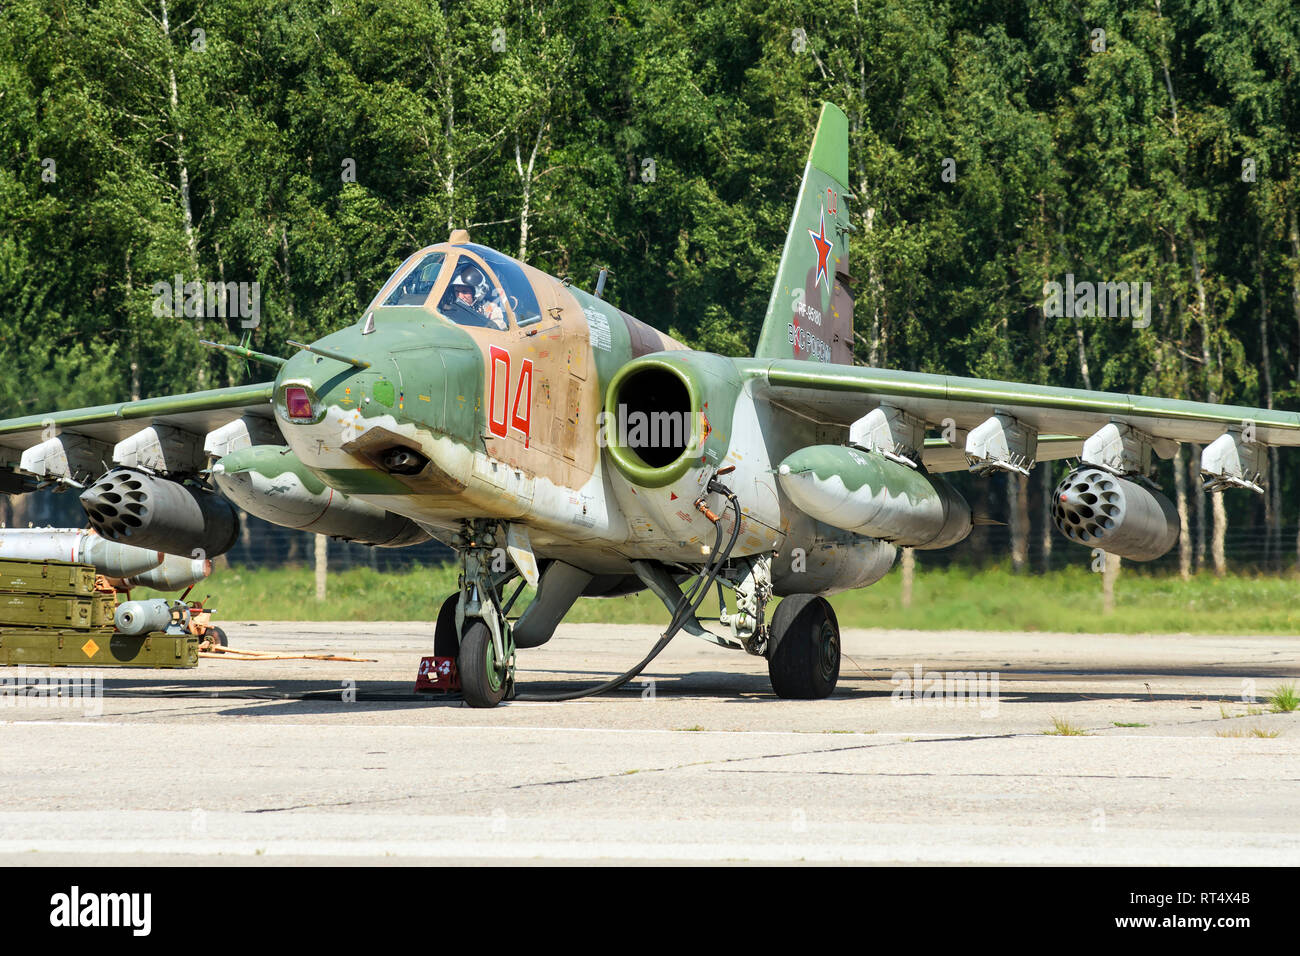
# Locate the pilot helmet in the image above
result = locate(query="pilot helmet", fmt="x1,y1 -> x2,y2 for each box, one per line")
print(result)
456,264 -> 489,301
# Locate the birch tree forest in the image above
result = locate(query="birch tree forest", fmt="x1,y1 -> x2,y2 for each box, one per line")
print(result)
1,0 -> 1298,574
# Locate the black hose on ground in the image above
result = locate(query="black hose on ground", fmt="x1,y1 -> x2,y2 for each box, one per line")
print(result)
514,481 -> 741,702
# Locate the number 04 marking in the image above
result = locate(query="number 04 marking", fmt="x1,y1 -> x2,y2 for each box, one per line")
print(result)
488,345 -> 533,447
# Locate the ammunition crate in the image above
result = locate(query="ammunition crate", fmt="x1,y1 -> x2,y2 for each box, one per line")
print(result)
90,593 -> 119,629
0,630 -> 199,668
0,593 -> 96,630
0,559 -> 96,597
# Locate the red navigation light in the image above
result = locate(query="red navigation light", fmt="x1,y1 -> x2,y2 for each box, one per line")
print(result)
285,387 -> 314,420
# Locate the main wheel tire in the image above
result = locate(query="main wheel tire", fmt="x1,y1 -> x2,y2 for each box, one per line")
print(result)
766,594 -> 840,699
434,593 -> 461,657
207,626 -> 229,648
458,620 -> 508,708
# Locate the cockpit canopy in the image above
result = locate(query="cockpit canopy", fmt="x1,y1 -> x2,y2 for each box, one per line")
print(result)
381,251 -> 445,307
371,242 -> 542,331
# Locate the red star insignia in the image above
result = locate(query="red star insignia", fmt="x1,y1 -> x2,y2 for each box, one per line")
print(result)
808,205 -> 833,291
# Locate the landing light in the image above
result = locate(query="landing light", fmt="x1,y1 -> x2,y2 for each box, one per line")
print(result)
285,387 -> 314,420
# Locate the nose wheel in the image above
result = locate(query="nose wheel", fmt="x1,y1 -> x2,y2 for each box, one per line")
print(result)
458,620 -> 509,707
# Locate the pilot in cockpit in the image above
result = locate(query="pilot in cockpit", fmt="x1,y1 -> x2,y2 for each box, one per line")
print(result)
442,263 -> 507,330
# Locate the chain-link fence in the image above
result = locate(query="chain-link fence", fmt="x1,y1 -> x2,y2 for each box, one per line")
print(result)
224,515 -> 454,570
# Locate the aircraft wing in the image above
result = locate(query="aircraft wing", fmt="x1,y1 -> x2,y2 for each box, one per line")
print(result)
0,382 -> 281,487
749,360 -> 1295,474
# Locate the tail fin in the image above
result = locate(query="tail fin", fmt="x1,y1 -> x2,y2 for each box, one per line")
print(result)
754,102 -> 853,365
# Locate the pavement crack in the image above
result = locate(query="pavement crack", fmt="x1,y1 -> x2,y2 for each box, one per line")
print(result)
707,769 -> 1182,779
503,738 -> 916,792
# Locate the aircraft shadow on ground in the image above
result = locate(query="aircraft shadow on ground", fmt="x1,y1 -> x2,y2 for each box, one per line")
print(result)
38,657 -> 1299,717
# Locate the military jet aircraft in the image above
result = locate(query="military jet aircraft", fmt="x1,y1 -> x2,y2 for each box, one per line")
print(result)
0,103 -> 1292,706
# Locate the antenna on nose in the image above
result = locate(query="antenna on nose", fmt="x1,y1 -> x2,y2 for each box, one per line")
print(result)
285,340 -> 372,369
594,268 -> 609,300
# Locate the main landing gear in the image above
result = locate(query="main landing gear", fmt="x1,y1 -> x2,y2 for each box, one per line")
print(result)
717,553 -> 841,700
640,544 -> 843,700
765,593 -> 840,699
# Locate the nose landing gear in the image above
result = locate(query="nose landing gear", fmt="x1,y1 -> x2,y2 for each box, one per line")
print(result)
439,520 -> 520,708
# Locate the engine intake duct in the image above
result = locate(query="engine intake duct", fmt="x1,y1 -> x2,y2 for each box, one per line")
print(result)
80,468 -> 240,557
602,354 -> 728,490
1052,466 -> 1178,561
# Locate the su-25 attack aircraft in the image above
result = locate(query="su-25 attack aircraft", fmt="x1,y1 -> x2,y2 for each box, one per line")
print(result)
0,102 -> 1295,706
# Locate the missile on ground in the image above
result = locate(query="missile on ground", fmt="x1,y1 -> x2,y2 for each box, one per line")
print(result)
115,598 -> 179,635
0,528 -> 163,578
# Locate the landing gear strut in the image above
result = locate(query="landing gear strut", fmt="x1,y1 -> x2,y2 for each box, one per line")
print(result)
718,552 -> 774,656
445,520 -> 519,708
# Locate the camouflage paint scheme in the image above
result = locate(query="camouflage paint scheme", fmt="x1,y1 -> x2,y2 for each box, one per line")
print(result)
1,103 -> 1299,612
777,444 -> 971,550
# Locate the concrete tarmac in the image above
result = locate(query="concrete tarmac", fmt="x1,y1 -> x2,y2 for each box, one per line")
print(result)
1,622 -> 1297,864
